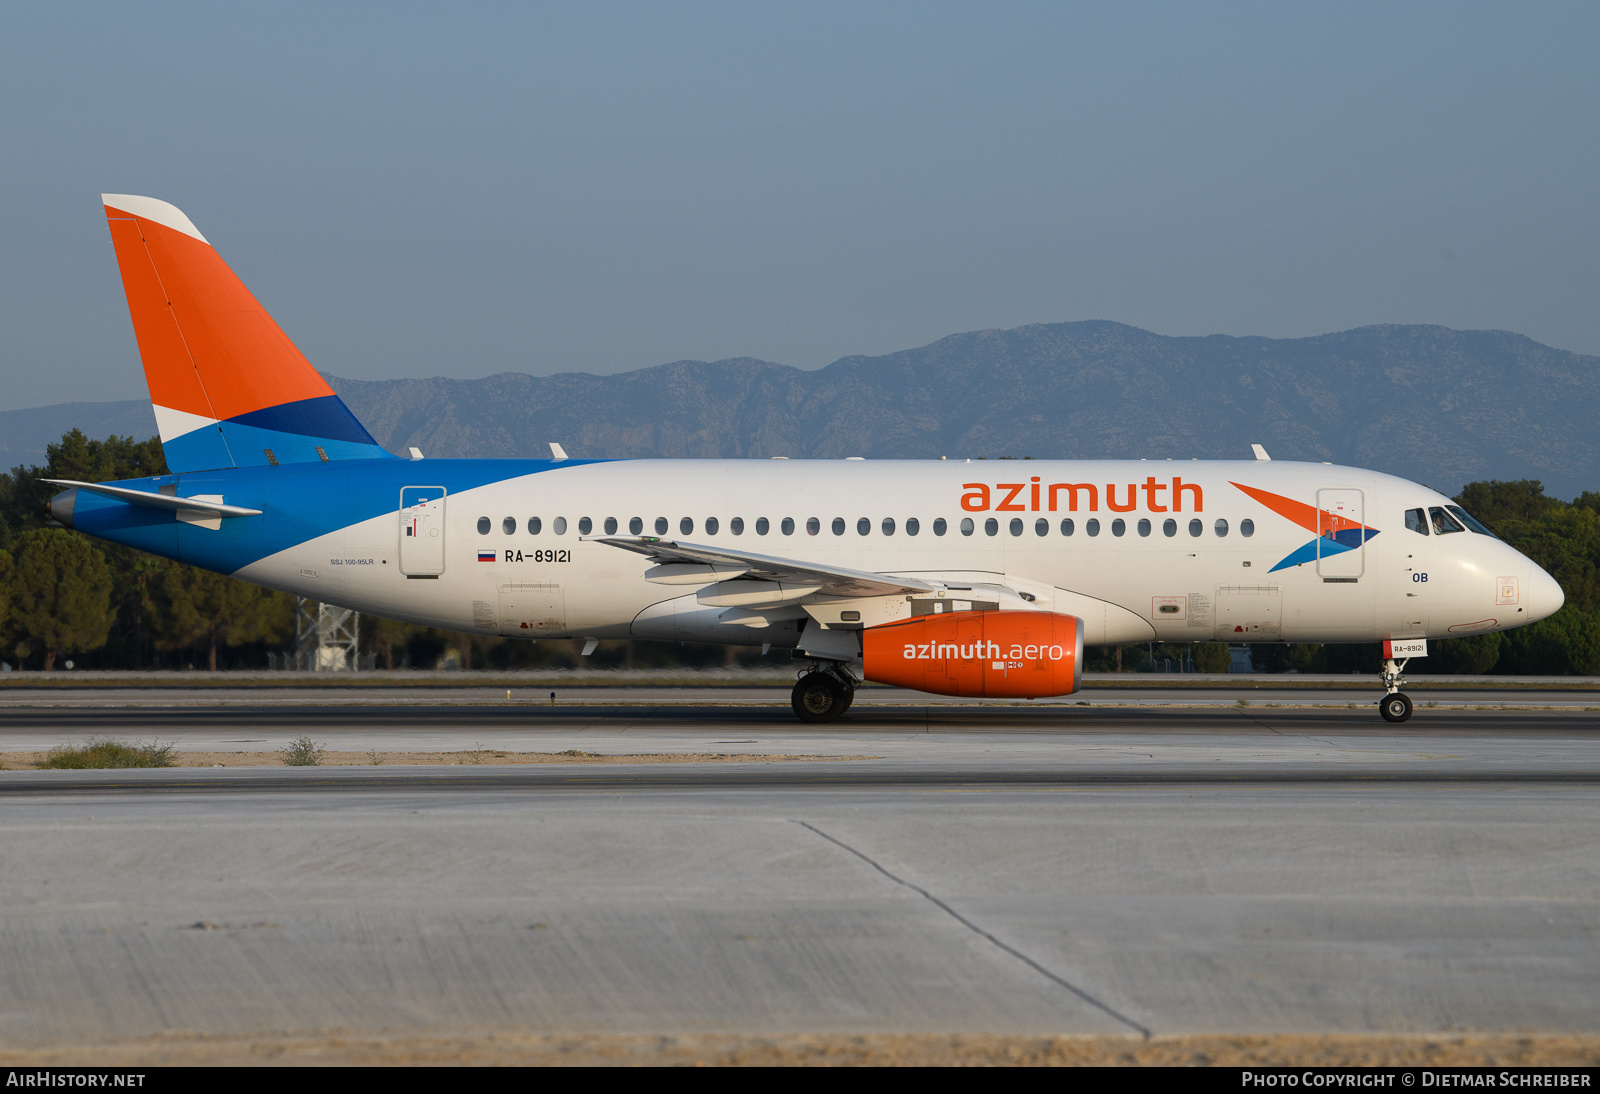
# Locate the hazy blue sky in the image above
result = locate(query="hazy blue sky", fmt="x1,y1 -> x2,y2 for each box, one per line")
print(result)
2,2 -> 1597,411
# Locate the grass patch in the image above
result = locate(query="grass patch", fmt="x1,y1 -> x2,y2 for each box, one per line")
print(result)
38,739 -> 176,769
280,736 -> 325,767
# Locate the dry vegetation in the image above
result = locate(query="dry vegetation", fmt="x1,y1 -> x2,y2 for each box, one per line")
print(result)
34,738 -> 175,769
1,749 -> 873,769
0,1031 -> 1595,1067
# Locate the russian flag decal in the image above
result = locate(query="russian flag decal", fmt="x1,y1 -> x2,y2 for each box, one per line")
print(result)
477,550 -> 496,563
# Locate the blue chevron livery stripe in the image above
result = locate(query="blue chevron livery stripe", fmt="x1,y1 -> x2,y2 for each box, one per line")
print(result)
1269,528 -> 1381,572
229,395 -> 383,445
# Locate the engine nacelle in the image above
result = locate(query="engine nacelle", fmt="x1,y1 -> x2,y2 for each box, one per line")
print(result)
861,610 -> 1083,698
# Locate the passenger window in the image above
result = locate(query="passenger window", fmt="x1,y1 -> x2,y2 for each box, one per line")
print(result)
731,517 -> 744,535
680,517 -> 694,535
1035,518 -> 1048,536
1163,519 -> 1176,537
1214,518 -> 1229,538
906,517 -> 920,536
933,518 -> 947,536
960,518 -> 975,536
1137,519 -> 1151,537
553,517 -> 568,535
1241,519 -> 1254,537
1086,518 -> 1100,536
882,517 -> 895,536
1009,518 -> 1023,536
781,517 -> 795,535
603,517 -> 618,535
857,517 -> 870,535
655,517 -> 669,535
831,517 -> 845,535
1112,519 -> 1126,537
578,517 -> 593,535
706,517 -> 719,535
502,517 -> 516,535
1061,518 -> 1075,536
984,518 -> 999,536
806,517 -> 820,535
1429,506 -> 1465,535
1188,519 -> 1201,537
756,517 -> 770,535
1405,508 -> 1428,535
477,516 -> 491,535
629,516 -> 642,535
528,517 -> 542,535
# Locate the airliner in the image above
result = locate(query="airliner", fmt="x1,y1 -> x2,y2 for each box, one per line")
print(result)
44,195 -> 1566,723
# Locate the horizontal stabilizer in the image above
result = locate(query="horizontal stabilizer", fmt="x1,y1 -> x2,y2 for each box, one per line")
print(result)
43,479 -> 262,517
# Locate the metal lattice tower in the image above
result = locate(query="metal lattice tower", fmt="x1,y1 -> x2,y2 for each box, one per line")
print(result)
294,598 -> 361,671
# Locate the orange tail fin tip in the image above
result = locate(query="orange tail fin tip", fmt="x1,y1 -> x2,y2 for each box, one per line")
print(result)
101,194 -> 390,473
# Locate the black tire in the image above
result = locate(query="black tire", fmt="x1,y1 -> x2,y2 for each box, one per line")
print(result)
792,672 -> 848,723
838,684 -> 855,715
1379,692 -> 1413,723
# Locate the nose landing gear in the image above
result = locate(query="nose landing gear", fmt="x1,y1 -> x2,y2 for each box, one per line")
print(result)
791,664 -> 857,723
1378,657 -> 1413,723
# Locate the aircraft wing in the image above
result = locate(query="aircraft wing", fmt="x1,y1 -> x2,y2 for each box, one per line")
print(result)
585,535 -> 939,598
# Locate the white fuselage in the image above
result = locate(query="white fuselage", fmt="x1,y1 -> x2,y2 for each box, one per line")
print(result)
233,458 -> 1562,651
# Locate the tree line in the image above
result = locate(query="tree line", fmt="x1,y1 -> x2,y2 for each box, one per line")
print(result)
2,430 -> 1597,674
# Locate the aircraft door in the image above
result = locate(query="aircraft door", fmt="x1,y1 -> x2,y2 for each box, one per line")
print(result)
1316,488 -> 1365,580
399,487 -> 447,576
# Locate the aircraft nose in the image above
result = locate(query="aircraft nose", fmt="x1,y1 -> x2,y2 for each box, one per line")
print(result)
1526,562 -> 1565,622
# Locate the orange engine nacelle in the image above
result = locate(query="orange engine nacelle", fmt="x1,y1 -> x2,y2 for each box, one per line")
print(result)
861,610 -> 1083,698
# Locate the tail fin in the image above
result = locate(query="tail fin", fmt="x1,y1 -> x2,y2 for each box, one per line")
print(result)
101,195 -> 392,472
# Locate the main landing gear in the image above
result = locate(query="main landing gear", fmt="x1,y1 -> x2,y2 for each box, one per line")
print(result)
791,664 -> 857,724
1378,657 -> 1413,723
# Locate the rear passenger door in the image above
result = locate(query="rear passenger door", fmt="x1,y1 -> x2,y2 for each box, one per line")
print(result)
399,487 -> 447,576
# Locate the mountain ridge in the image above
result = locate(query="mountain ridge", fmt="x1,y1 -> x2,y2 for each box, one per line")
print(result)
324,320 -> 1600,497
6,321 -> 1595,498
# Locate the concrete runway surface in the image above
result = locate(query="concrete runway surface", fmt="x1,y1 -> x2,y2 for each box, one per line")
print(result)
0,694 -> 1596,1062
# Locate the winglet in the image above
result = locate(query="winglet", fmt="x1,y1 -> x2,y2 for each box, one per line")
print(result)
549,443 -> 569,460
1251,444 -> 1271,461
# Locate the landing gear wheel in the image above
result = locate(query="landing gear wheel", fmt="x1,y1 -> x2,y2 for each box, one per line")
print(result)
1379,692 -> 1413,723
792,671 -> 849,723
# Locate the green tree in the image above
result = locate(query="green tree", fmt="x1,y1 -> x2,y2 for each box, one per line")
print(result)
1448,480 -> 1600,674
366,614 -> 424,670
10,529 -> 113,669
154,565 -> 293,670
1427,631 -> 1506,674
0,430 -> 166,551
1250,643 -> 1323,673
0,430 -> 168,667
0,548 -> 13,653
1454,479 -> 1562,529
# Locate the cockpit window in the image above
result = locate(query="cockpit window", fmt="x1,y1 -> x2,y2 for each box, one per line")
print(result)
1405,508 -> 1428,535
1446,505 -> 1500,539
1428,506 -> 1465,535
